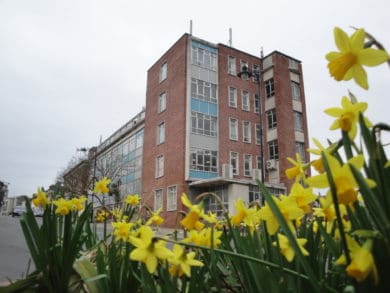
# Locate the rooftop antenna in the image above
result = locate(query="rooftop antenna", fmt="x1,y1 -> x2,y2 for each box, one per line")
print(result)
260,46 -> 264,58
189,19 -> 193,35
229,28 -> 233,47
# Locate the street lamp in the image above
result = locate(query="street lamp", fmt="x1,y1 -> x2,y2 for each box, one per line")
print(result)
238,65 -> 265,186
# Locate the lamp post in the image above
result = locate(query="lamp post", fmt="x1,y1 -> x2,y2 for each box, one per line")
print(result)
238,66 -> 265,186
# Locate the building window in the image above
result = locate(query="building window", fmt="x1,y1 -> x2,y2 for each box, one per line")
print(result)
244,154 -> 252,176
191,45 -> 217,71
157,122 -> 165,144
228,56 -> 236,75
229,118 -> 238,140
294,111 -> 303,131
155,155 -> 164,178
240,60 -> 249,79
154,189 -> 163,211
191,112 -> 217,137
265,78 -> 275,98
291,82 -> 301,101
230,152 -> 239,175
252,64 -> 260,82
254,94 -> 260,113
160,62 -> 167,82
204,186 -> 229,217
289,59 -> 299,70
268,140 -> 279,160
267,109 -> 277,129
255,123 -> 261,145
167,185 -> 177,211
296,142 -> 306,161
242,90 -> 250,111
228,86 -> 237,108
191,78 -> 217,103
158,92 -> 166,113
256,156 -> 262,170
190,149 -> 218,172
243,121 -> 251,143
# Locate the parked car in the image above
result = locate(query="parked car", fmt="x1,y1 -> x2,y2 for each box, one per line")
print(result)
11,205 -> 26,217
32,207 -> 44,217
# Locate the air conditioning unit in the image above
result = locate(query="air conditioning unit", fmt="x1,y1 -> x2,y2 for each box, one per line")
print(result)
221,164 -> 233,179
266,159 -> 277,171
252,168 -> 262,180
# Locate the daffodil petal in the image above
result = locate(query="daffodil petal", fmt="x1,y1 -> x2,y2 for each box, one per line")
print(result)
325,51 -> 343,61
334,27 -> 351,52
324,107 -> 344,117
350,29 -> 365,52
352,64 -> 368,89
358,48 -> 389,66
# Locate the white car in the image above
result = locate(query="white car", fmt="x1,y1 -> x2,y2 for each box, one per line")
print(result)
11,205 -> 26,217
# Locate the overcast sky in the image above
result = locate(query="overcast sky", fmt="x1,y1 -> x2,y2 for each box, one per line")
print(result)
1,0 -> 389,196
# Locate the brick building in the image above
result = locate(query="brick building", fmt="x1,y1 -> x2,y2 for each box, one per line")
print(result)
141,33 -> 310,227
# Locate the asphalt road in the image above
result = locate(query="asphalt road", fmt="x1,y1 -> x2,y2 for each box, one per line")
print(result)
0,215 -> 34,283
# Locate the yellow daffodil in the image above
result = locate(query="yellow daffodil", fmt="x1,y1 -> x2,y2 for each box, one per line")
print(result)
53,198 -> 72,216
145,208 -> 164,226
273,233 -> 309,262
325,96 -> 371,139
168,244 -> 203,277
125,194 -> 140,206
182,227 -> 222,248
112,221 -> 134,242
95,210 -> 110,222
258,195 -> 304,235
285,153 -> 308,182
71,196 -> 86,211
93,177 -> 111,195
326,27 -> 388,89
289,182 -> 317,213
335,236 -> 378,283
306,153 -> 375,206
180,193 -> 206,231
32,187 -> 49,208
308,138 -> 337,174
231,199 -> 259,231
129,235 -> 173,274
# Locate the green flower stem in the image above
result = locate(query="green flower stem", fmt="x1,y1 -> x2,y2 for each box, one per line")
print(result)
156,237 -> 310,281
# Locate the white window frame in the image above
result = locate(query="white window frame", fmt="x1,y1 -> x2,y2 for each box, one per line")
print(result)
294,111 -> 303,131
228,56 -> 236,75
228,86 -> 237,108
167,185 -> 177,211
154,189 -> 163,211
265,78 -> 275,98
295,142 -> 306,162
229,118 -> 238,141
157,122 -> 165,144
254,94 -> 259,113
230,152 -> 239,175
240,60 -> 249,79
291,82 -> 301,101
158,92 -> 166,113
255,123 -> 261,145
268,140 -> 279,160
267,109 -> 277,129
155,155 -> 164,178
242,121 -> 251,143
244,154 -> 252,177
242,90 -> 250,111
160,62 -> 167,82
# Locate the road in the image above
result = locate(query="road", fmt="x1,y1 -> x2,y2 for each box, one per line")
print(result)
0,215 -> 34,284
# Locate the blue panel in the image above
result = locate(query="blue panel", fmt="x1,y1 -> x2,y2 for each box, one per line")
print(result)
191,40 -> 217,53
189,170 -> 218,179
209,103 -> 217,116
199,101 -> 208,113
191,98 -> 218,117
191,98 -> 199,112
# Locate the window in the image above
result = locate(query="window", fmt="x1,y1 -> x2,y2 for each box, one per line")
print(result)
252,64 -> 260,82
230,152 -> 239,175
204,186 -> 229,217
249,185 -> 262,203
191,78 -> 217,103
160,62 -> 167,82
229,118 -> 238,140
154,189 -> 163,211
243,121 -> 251,143
244,154 -> 252,176
228,56 -> 236,75
242,90 -> 250,111
255,123 -> 261,145
289,59 -> 299,70
265,78 -> 275,98
267,109 -> 277,129
158,92 -> 166,113
191,112 -> 217,136
291,82 -> 301,101
254,94 -> 260,113
157,122 -> 165,144
240,60 -> 249,79
190,149 -> 218,172
256,156 -> 262,170
228,86 -> 237,108
167,185 -> 177,211
296,142 -> 306,161
192,45 -> 217,71
155,155 -> 164,177
268,140 -> 279,160
294,111 -> 303,131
